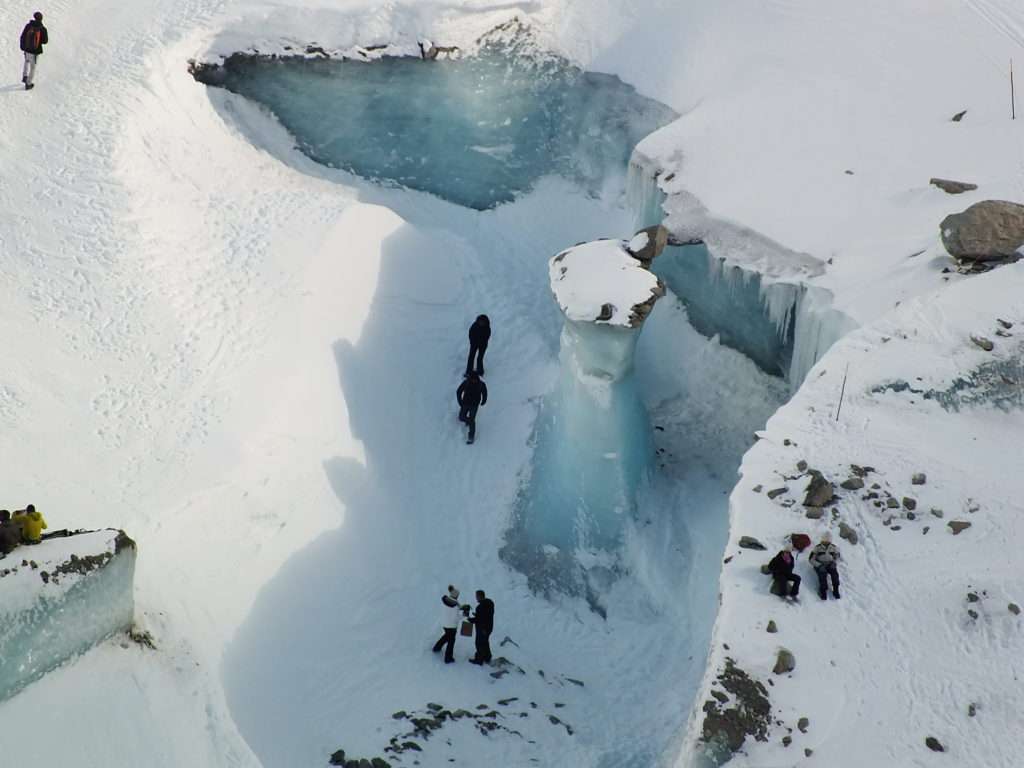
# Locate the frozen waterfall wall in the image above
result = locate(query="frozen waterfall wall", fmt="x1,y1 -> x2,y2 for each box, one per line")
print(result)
0,530 -> 136,702
626,158 -> 856,388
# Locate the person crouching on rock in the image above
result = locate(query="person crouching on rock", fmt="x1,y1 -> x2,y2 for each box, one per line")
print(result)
432,585 -> 467,664
456,372 -> 487,445
809,532 -> 841,600
768,544 -> 801,600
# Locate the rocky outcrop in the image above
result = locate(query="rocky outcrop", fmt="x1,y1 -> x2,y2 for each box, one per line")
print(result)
699,658 -> 772,764
941,201 -> 1024,262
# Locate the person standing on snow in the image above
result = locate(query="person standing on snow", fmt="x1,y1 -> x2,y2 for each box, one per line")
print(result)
465,315 -> 491,377
20,12 -> 48,91
809,532 -> 841,600
431,585 -> 467,664
456,371 -> 487,445
767,544 -> 801,600
468,590 -> 494,666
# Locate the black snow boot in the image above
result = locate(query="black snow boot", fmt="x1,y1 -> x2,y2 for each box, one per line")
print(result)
25,83 -> 34,91
832,588 -> 841,599
819,587 -> 827,600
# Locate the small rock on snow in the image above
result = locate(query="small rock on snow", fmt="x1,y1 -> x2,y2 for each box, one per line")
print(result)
839,522 -> 859,545
797,717 -> 809,733
970,335 -> 995,351
912,473 -> 927,485
773,649 -> 796,675
766,620 -> 778,634
903,497 -> 917,511
925,737 -> 945,752
767,487 -> 788,500
948,520 -> 972,535
840,477 -> 865,490
739,536 -> 767,551
1009,603 -> 1021,615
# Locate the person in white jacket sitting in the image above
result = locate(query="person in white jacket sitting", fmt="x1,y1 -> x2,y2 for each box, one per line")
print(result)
809,532 -> 842,600
431,585 -> 468,663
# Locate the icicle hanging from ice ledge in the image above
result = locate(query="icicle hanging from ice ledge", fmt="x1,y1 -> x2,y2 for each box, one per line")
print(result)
626,153 -> 857,389
502,231 -> 666,601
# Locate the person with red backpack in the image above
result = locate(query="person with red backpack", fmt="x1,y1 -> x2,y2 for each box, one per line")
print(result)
20,12 -> 48,91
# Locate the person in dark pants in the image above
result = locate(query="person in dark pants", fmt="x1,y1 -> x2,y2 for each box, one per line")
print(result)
456,372 -> 487,444
469,590 -> 495,665
431,585 -> 466,664
20,12 -> 48,91
809,532 -> 841,600
0,511 -> 21,557
767,545 -> 801,600
466,315 -> 491,376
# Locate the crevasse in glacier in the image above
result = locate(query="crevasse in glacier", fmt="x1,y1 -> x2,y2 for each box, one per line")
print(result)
194,31 -> 677,210
626,158 -> 856,387
0,530 -> 136,702
502,230 -> 666,597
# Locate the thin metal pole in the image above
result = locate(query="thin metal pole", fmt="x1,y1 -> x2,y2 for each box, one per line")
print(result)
835,363 -> 850,422
1012,59 -> 1016,120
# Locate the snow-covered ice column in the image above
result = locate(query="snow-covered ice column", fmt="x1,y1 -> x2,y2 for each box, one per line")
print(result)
0,530 -> 136,701
515,228 -> 667,584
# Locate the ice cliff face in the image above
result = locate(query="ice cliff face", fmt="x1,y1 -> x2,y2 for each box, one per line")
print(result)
503,230 -> 666,600
0,530 -> 136,702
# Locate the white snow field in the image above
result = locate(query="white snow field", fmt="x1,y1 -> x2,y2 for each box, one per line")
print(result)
0,1 -> 1021,767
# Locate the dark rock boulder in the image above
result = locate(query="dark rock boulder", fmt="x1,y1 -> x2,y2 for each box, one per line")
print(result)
803,471 -> 834,507
948,520 -> 972,535
773,648 -> 796,675
941,201 -> 1024,262
925,736 -> 945,752
930,178 -> 978,195
839,522 -> 859,545
739,536 -> 767,551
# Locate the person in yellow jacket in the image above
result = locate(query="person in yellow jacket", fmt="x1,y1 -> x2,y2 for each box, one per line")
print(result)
13,504 -> 47,544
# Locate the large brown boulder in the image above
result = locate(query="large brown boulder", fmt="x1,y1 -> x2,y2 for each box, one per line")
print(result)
940,201 -> 1024,262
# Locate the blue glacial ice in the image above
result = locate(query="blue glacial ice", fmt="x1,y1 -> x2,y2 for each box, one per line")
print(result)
195,39 -> 676,209
626,161 -> 857,386
0,531 -> 136,702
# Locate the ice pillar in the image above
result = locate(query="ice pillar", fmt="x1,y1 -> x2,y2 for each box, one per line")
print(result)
524,228 -> 667,558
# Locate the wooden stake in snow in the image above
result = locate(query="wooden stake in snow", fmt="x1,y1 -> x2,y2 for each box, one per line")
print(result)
835,363 -> 850,422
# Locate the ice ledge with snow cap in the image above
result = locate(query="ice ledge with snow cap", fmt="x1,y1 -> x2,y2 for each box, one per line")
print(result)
549,225 -> 668,328
0,529 -> 136,702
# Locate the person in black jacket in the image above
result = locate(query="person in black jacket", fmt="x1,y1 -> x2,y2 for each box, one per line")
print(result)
456,371 -> 487,444
469,590 -> 495,665
767,545 -> 801,599
20,12 -> 48,91
466,315 -> 491,376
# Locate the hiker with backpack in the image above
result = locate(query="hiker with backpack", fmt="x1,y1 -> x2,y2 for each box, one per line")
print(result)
19,12 -> 48,91
456,371 -> 487,445
809,532 -> 842,600
468,589 -> 495,666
